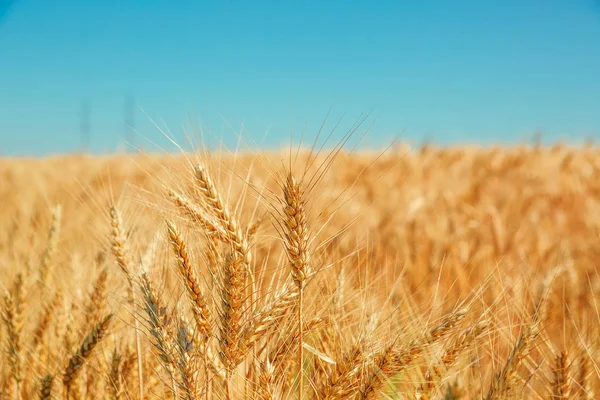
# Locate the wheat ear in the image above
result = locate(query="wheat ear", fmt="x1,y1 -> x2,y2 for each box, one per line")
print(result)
139,273 -> 178,375
193,166 -> 256,314
257,360 -> 277,400
168,189 -> 229,242
2,274 -> 24,397
194,165 -> 251,263
166,220 -> 212,342
360,307 -> 469,400
485,271 -> 553,400
108,348 -> 123,400
38,375 -> 53,400
317,341 -> 363,400
63,314 -> 113,398
416,318 -> 489,400
552,350 -> 570,399
282,172 -> 311,400
39,204 -> 62,288
84,268 -> 108,328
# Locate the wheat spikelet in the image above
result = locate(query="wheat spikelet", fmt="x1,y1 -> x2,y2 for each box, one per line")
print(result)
194,165 -> 251,265
485,271 -> 554,400
109,206 -> 133,283
30,290 -> 62,378
139,273 -> 178,376
168,189 -> 229,241
552,350 -> 571,400
415,318 -> 490,400
267,317 -> 325,382
84,268 -> 108,328
444,378 -> 466,400
32,291 -> 61,353
108,348 -> 123,400
193,165 -> 254,398
166,220 -> 212,341
39,204 -> 62,287
60,300 -> 78,363
218,252 -> 247,381
281,171 -> 312,400
2,274 -> 24,395
109,205 -> 144,400
171,317 -> 197,400
194,166 -> 258,368
256,360 -> 276,400
120,348 -> 138,397
282,172 -> 310,290
316,341 -> 363,400
38,375 -> 53,400
239,286 -> 298,358
63,314 -> 113,397
246,212 -> 265,242
360,307 -> 469,400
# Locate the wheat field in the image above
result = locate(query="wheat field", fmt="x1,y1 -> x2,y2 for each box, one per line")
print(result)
0,143 -> 598,399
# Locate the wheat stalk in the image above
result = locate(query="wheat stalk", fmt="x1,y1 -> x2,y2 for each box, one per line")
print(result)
109,205 -> 144,400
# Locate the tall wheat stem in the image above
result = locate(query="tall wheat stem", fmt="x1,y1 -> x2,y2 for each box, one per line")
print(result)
109,206 -> 144,400
282,172 -> 310,400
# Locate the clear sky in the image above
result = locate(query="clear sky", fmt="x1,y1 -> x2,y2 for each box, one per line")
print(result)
0,1 -> 599,155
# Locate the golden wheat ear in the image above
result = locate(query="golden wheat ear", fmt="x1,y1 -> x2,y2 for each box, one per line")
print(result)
108,348 -> 123,400
484,269 -> 554,400
190,165 -> 252,396
166,220 -> 212,342
256,360 -> 277,400
194,165 -> 251,266
38,375 -> 53,400
2,274 -> 25,396
39,204 -> 62,288
551,350 -> 571,400
315,339 -> 364,400
63,313 -> 113,398
139,273 -> 178,376
281,171 -> 313,400
109,205 -> 133,283
415,317 -> 490,400
360,307 -> 469,400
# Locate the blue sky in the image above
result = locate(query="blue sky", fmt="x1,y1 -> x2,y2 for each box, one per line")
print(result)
0,1 -> 599,155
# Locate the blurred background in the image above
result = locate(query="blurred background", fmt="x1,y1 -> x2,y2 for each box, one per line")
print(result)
0,0 -> 599,156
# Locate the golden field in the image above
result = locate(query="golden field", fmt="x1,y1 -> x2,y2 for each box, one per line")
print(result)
0,144 -> 598,399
